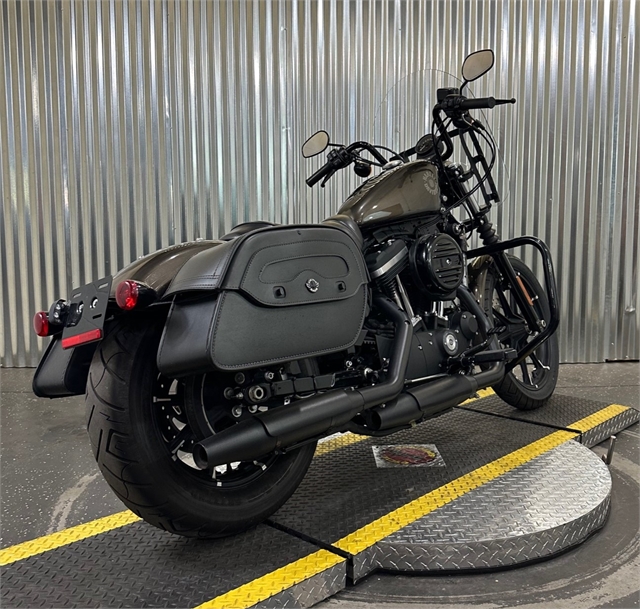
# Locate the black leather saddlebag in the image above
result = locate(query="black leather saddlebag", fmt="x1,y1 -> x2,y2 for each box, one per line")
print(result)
157,225 -> 368,375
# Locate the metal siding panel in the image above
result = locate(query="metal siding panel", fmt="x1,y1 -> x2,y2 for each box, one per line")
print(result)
1,0 -> 638,366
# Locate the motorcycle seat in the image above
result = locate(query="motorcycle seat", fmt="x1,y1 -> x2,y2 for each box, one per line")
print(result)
322,214 -> 363,248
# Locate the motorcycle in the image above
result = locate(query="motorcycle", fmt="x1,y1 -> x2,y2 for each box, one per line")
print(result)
32,49 -> 559,538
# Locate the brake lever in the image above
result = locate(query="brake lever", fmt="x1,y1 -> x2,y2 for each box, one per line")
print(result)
320,168 -> 336,188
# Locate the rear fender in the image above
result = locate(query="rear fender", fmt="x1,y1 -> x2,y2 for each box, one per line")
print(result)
34,240 -> 224,398
110,240 -> 222,299
32,337 -> 98,398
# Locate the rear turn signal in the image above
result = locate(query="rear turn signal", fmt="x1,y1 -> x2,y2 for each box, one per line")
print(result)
115,280 -> 156,311
33,311 -> 50,336
116,280 -> 139,310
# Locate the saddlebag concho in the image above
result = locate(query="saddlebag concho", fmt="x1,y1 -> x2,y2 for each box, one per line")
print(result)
157,225 -> 369,375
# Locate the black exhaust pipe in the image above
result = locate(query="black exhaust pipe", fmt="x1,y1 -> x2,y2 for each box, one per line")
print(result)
193,296 -> 412,469
369,362 -> 505,430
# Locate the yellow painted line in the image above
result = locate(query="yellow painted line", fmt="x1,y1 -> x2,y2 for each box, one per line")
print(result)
460,387 -> 495,404
315,432 -> 369,456
332,403 -> 631,555
194,549 -> 344,609
0,510 -> 140,567
569,404 -> 631,433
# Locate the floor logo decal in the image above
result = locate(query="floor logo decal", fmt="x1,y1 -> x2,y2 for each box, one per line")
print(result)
372,444 -> 445,468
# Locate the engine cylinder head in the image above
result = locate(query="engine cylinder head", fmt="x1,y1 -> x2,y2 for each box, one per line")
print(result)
365,239 -> 409,292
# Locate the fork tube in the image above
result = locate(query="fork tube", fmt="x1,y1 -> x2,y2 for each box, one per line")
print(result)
476,216 -> 543,334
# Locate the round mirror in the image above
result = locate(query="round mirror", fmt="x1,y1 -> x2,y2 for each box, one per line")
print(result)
461,49 -> 495,83
302,130 -> 330,158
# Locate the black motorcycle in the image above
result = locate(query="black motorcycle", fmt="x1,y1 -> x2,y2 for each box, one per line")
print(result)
33,49 -> 559,538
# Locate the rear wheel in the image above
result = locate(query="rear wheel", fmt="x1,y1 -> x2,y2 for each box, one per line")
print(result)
482,256 -> 559,410
86,315 -> 316,538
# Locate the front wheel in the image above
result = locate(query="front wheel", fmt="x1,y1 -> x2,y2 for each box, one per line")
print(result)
481,255 -> 559,410
86,315 -> 316,538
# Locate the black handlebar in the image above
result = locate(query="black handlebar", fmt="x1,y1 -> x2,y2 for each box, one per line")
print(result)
305,95 -> 516,187
306,141 -> 388,187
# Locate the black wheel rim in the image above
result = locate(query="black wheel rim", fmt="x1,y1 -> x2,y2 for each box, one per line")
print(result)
491,274 -> 553,391
151,373 -> 277,488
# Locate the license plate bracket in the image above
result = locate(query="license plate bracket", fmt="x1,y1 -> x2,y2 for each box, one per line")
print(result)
61,276 -> 112,349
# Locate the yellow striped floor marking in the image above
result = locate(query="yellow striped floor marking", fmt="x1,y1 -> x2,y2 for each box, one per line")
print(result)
194,550 -> 345,609
569,404 -> 630,433
197,402 -> 630,608
460,387 -> 496,404
0,510 -> 140,567
315,431 -> 369,456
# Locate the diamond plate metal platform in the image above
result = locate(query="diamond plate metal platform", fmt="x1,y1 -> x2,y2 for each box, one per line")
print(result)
1,522 -> 346,609
359,440 -> 611,578
459,393 -> 640,447
1,393 -> 637,608
269,396 -> 632,583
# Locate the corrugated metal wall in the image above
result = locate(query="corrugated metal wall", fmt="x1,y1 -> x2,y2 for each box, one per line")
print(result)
1,0 -> 638,367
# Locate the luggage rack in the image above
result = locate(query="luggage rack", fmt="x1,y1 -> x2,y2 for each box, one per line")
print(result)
2,392 -> 638,609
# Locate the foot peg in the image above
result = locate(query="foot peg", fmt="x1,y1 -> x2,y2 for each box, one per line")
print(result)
473,348 -> 518,364
452,348 -> 518,368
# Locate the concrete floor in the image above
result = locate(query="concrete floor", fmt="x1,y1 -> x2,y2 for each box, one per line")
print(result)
1,362 -> 638,608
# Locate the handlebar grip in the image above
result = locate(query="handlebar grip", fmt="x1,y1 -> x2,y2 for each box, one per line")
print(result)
459,97 -> 497,110
306,163 -> 333,187
459,97 -> 516,110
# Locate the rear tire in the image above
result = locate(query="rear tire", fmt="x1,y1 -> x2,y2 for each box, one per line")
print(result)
86,315 -> 316,538
482,256 -> 559,410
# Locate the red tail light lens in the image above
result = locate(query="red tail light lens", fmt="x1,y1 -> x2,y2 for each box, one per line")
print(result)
116,280 -> 139,310
33,311 -> 50,336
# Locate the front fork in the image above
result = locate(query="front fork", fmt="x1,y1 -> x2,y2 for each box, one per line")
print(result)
466,220 -> 560,371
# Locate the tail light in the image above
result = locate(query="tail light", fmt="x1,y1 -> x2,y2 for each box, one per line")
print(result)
116,280 -> 139,310
34,300 -> 68,337
115,280 -> 156,310
33,311 -> 50,336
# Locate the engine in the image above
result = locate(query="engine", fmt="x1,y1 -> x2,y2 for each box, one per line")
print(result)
364,232 -> 476,381
365,232 -> 465,300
